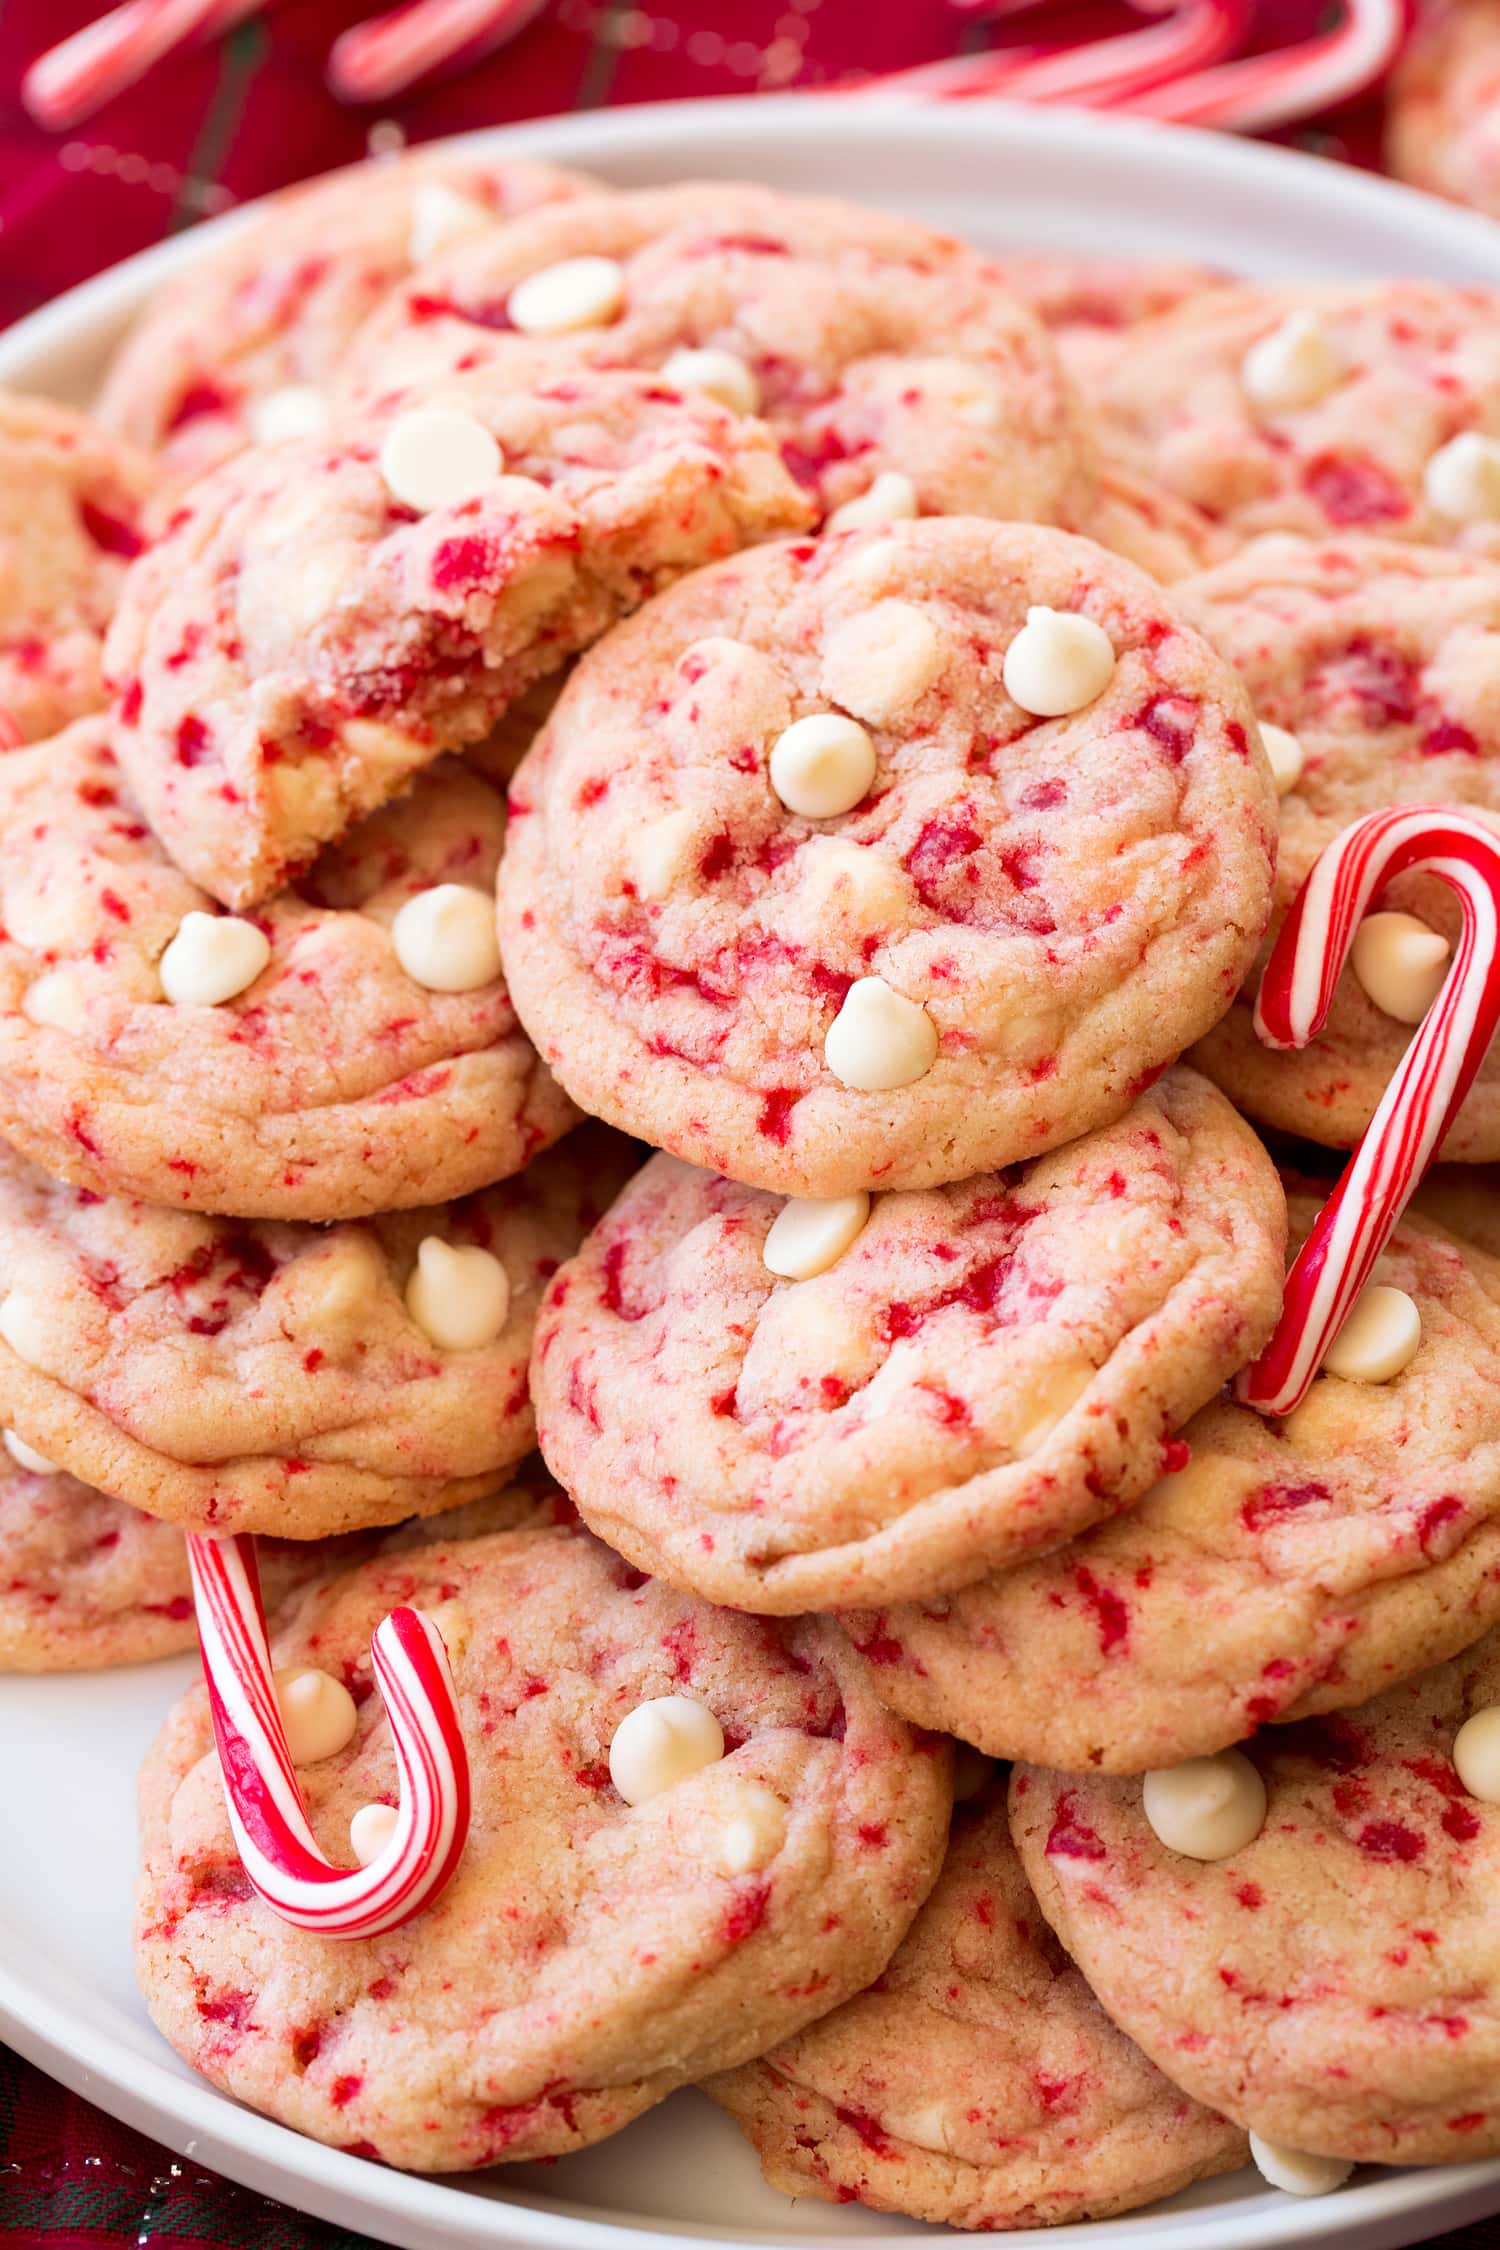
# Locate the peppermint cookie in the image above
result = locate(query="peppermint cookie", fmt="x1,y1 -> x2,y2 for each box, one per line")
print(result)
344,181 -> 1084,530
97,146 -> 591,482
533,1071 -> 1284,1611
1182,536 -> 1500,1155
0,1456 -> 348,1670
1012,1626 -> 1500,2162
0,1130 -> 631,1539
0,392 -> 154,744
0,722 -> 574,1218
997,256 -> 1225,382
1093,283 -> 1500,553
843,1191 -> 1500,1772
1388,1 -> 1500,221
135,1517 -> 952,2169
1416,1165 -> 1500,1260
705,1782 -> 1246,2227
498,517 -> 1276,1198
107,371 -> 807,909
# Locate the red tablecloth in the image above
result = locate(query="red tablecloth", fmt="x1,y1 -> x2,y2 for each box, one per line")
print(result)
0,3 -> 1487,2244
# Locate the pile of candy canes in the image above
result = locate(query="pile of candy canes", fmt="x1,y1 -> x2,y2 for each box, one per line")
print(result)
25,0 -> 1411,133
172,803 -> 1495,1938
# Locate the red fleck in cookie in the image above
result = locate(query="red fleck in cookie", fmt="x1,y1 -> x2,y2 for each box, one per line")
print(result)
96,146 -> 593,483
0,1453 -> 359,1671
1181,535 -> 1500,1156
0,721 -> 574,1219
996,255 -> 1226,385
704,1781 -> 1246,2227
1011,1624 -> 1500,2163
134,1514 -> 952,2170
343,181 -> 1085,531
1388,0 -> 1500,221
532,1070 -> 1284,1612
106,371 -> 808,910
497,517 -> 1276,1198
1093,283 -> 1500,553
0,392 -> 154,745
843,1190 -> 1500,1773
0,1129 -> 633,1539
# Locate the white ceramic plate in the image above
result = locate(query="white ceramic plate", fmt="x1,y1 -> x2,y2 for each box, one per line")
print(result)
5,93 -> 1500,2250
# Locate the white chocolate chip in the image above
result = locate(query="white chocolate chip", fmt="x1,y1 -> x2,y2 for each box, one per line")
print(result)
405,1237 -> 510,1351
378,407 -> 503,514
952,1742 -> 997,1801
1003,607 -> 1116,718
628,809 -> 699,902
508,255 -> 625,335
391,883 -> 501,992
159,913 -> 271,1008
3,1429 -> 56,1476
661,346 -> 760,415
608,1694 -> 725,1806
1321,1282 -> 1422,1385
248,384 -> 330,447
821,601 -> 944,725
349,1800 -> 399,1867
824,976 -> 938,1093
1258,721 -> 1305,796
1011,1359 -> 1095,1458
825,472 -> 919,533
799,838 -> 909,928
274,1666 -> 358,1765
23,968 -> 88,1033
769,712 -> 877,820
1350,910 -> 1450,1025
407,180 -> 493,265
1142,1751 -> 1267,1860
1240,311 -> 1343,413
1249,2134 -> 1354,2198
715,1782 -> 786,1874
763,1192 -> 871,1281
0,1292 -> 48,1369
1425,430 -> 1500,523
1453,1706 -> 1500,1802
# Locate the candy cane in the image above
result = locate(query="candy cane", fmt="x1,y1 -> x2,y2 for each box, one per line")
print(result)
24,0 -> 264,132
1126,0 -> 1411,130
327,0 -> 545,102
186,1532 -> 471,1938
842,0 -> 1247,106
1236,807 -> 1500,1419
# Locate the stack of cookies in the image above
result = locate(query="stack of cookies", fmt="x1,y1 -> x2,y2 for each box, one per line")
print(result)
7,140 -> 1500,2232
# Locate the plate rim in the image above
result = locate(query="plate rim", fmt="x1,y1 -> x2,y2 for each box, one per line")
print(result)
5,85 -> 1500,2250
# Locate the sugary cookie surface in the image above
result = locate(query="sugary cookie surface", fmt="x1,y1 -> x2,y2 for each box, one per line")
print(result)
0,724 -> 574,1218
843,1194 -> 1500,1773
344,180 -> 1085,531
0,392 -> 155,744
97,146 -> 593,481
1093,283 -> 1500,552
136,1518 -> 951,2170
1012,1624 -> 1500,2162
706,1783 -> 1245,2227
533,1070 -> 1284,1610
0,1128 -> 632,1538
106,369 -> 807,907
498,516 -> 1276,1197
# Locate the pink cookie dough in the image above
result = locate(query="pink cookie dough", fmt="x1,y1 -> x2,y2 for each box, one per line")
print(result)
532,1070 -> 1284,1611
498,517 -> 1276,1198
135,1514 -> 952,2170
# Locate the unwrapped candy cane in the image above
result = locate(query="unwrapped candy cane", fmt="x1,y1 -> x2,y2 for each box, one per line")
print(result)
187,1531 -> 470,1937
1236,805 -> 1500,1418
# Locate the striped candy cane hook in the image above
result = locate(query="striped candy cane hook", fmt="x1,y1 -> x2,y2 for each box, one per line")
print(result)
187,1532 -> 471,1938
1236,806 -> 1500,1418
